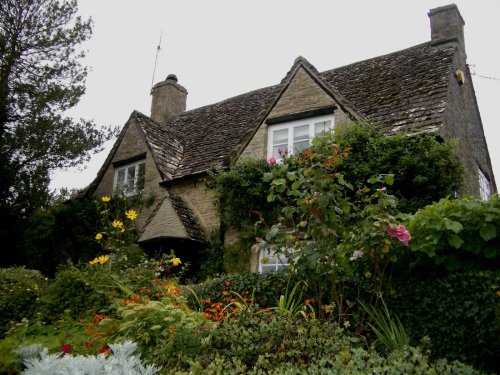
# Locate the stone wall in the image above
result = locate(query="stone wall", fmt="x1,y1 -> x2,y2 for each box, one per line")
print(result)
93,120 -> 164,231
239,67 -> 352,161
269,68 -> 336,118
440,49 -> 496,196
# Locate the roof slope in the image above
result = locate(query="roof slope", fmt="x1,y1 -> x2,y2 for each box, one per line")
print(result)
320,42 -> 455,133
168,84 -> 284,179
88,41 -> 457,191
158,42 -> 456,181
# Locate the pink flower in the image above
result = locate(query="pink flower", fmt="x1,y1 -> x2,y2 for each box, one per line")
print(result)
387,224 -> 411,246
268,156 -> 276,165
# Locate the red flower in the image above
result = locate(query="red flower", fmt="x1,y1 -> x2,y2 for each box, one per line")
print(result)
98,347 -> 110,355
60,343 -> 72,354
85,341 -> 91,349
268,156 -> 276,165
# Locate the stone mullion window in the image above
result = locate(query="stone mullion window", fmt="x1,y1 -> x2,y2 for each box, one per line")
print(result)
267,114 -> 334,162
114,160 -> 146,196
478,168 -> 491,201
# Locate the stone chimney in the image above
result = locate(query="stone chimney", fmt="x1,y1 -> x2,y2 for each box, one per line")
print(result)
150,74 -> 188,123
428,4 -> 465,49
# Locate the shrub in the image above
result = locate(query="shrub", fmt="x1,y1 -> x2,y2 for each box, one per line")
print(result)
332,123 -> 463,213
0,268 -> 45,337
187,272 -> 291,310
406,196 -> 500,271
390,270 -> 499,373
181,314 -> 478,374
99,298 -> 215,368
36,264 -> 110,323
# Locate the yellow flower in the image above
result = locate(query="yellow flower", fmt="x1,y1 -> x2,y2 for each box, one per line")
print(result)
101,196 -> 111,203
89,255 -> 110,265
365,271 -> 372,279
125,210 -> 138,221
95,233 -> 103,241
171,257 -> 182,266
112,220 -> 124,229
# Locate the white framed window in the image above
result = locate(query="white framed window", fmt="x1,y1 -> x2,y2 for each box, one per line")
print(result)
113,160 -> 146,196
259,248 -> 291,273
479,168 -> 491,201
267,115 -> 334,161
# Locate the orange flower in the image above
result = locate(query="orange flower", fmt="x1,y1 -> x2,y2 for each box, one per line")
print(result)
222,290 -> 230,296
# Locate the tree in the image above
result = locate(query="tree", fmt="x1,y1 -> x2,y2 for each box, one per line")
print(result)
0,0 -> 115,266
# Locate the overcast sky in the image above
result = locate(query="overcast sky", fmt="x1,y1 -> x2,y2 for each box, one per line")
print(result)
51,0 -> 500,192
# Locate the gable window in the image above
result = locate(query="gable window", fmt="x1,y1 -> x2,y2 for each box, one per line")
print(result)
114,160 -> 146,196
479,168 -> 491,201
259,248 -> 291,273
267,114 -> 334,161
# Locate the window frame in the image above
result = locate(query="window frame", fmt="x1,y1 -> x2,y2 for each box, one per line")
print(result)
266,114 -> 334,162
258,248 -> 292,273
113,159 -> 146,196
478,168 -> 491,201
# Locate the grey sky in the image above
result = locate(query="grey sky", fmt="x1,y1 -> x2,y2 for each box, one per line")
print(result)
51,0 -> 500,192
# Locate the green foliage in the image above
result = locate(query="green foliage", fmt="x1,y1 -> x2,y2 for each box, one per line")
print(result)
101,299 -> 215,368
390,270 -> 499,373
359,298 -> 410,352
260,136 -> 410,314
180,314 -> 477,374
0,0 -> 117,267
208,160 -> 278,230
37,264 -> 110,322
332,123 -> 463,213
0,268 -> 45,337
21,197 -> 102,275
406,196 -> 500,271
187,272 -> 290,309
273,280 -> 309,319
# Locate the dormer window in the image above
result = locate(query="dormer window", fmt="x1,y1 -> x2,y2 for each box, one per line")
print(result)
113,155 -> 146,196
479,168 -> 491,201
267,113 -> 334,162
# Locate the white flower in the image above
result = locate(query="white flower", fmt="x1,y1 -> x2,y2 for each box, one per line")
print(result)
349,250 -> 364,261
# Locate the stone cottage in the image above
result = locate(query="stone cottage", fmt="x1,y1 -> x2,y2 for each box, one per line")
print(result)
84,4 -> 496,271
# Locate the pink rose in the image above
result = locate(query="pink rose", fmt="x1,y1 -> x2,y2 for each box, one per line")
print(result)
268,156 -> 277,165
387,224 -> 411,246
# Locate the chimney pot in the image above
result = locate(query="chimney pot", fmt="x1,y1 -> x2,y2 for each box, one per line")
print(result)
150,74 -> 187,123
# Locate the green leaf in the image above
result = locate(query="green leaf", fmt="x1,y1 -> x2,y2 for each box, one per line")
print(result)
287,172 -> 296,181
479,224 -> 496,242
384,174 -> 395,186
448,234 -> 464,249
267,193 -> 274,202
316,194 -> 330,207
444,219 -> 463,234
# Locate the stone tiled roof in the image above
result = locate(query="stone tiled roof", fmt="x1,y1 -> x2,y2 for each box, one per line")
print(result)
169,194 -> 205,242
167,84 -> 284,179
320,42 -> 455,134
134,111 -> 184,180
156,42 -> 456,181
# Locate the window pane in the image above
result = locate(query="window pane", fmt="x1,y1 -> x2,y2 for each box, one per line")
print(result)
116,169 -> 126,190
315,120 -> 332,137
293,125 -> 309,141
273,128 -> 288,145
293,140 -> 309,154
137,163 -> 146,190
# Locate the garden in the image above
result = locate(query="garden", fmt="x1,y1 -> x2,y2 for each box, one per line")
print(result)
0,124 -> 498,374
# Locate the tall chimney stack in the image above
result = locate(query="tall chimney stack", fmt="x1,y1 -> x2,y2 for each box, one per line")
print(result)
428,4 -> 465,49
150,74 -> 188,123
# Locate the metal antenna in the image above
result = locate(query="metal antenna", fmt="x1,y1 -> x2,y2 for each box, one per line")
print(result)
151,31 -> 163,90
